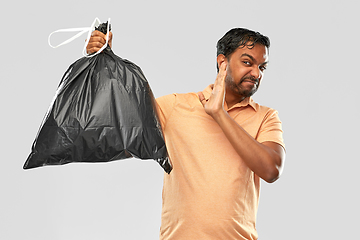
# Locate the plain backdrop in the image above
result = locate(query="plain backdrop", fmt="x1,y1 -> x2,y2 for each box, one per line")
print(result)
1,0 -> 359,239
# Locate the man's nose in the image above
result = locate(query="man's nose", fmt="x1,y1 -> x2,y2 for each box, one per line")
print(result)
250,66 -> 262,80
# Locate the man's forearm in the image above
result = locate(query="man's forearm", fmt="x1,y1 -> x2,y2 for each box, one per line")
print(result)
212,110 -> 284,183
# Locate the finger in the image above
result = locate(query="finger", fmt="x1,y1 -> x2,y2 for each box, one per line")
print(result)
107,32 -> 113,41
218,62 -> 227,80
86,47 -> 100,55
88,36 -> 106,45
86,42 -> 104,54
86,32 -> 107,54
93,30 -> 112,45
107,32 -> 113,48
198,92 -> 205,101
197,92 -> 208,106
91,30 -> 106,39
88,31 -> 107,46
214,62 -> 227,87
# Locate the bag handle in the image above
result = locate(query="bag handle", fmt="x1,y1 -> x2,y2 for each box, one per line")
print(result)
48,17 -> 111,57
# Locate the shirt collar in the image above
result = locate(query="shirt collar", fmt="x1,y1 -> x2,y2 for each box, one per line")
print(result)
202,84 -> 258,111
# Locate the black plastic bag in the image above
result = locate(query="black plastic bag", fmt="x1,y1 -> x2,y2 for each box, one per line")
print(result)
24,22 -> 171,173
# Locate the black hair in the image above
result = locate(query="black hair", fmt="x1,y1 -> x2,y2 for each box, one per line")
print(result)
216,28 -> 270,71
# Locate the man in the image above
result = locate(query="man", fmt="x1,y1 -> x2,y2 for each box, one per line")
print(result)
87,28 -> 285,240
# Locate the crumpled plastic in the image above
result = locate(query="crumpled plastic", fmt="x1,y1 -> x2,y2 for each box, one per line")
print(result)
24,22 -> 172,173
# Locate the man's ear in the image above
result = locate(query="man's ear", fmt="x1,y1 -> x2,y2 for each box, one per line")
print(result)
216,54 -> 227,70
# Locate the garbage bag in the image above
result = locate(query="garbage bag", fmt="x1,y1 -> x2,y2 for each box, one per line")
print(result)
24,22 -> 172,173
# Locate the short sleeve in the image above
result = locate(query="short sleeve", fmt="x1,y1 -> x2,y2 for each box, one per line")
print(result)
156,94 -> 177,130
257,109 -> 285,150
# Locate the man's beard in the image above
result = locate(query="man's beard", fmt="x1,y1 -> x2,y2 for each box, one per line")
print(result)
225,68 -> 259,98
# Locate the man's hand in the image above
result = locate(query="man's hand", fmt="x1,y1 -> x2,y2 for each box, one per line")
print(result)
198,62 -> 227,118
86,30 -> 113,54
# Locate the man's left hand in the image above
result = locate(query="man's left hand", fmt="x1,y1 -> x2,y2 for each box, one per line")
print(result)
198,62 -> 227,118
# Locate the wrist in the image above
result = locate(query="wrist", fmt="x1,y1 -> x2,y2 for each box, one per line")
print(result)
209,108 -> 228,123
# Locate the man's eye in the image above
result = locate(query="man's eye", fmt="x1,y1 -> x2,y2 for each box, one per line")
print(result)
260,66 -> 267,71
243,61 -> 251,65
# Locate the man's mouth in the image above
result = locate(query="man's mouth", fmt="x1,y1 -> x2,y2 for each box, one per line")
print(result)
241,78 -> 258,86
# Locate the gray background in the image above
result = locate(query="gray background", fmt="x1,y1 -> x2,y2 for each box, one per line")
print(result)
2,0 -> 359,239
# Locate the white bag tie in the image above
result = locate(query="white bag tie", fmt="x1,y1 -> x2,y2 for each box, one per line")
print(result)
48,17 -> 111,57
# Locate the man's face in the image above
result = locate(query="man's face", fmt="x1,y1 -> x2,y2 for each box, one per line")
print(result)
225,43 -> 269,99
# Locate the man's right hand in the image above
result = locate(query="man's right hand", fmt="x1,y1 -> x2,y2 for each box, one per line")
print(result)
86,30 -> 113,54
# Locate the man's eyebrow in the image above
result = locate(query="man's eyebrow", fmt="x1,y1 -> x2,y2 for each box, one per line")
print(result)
240,53 -> 268,65
240,53 -> 255,61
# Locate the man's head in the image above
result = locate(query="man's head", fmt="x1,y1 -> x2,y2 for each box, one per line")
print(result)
216,28 -> 270,100
216,28 -> 270,68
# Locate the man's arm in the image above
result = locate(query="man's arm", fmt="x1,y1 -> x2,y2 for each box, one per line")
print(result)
198,62 -> 285,183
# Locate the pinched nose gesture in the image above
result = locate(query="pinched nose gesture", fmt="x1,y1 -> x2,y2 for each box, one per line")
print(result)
198,62 -> 227,118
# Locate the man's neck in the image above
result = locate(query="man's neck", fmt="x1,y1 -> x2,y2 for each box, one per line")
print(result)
225,94 -> 247,110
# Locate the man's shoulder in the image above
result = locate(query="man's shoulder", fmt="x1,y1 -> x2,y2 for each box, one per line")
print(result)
157,92 -> 198,107
246,98 -> 273,113
257,103 -> 273,113
157,91 -> 197,99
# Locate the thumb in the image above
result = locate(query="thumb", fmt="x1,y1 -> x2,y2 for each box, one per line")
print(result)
107,32 -> 113,48
197,92 -> 207,105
